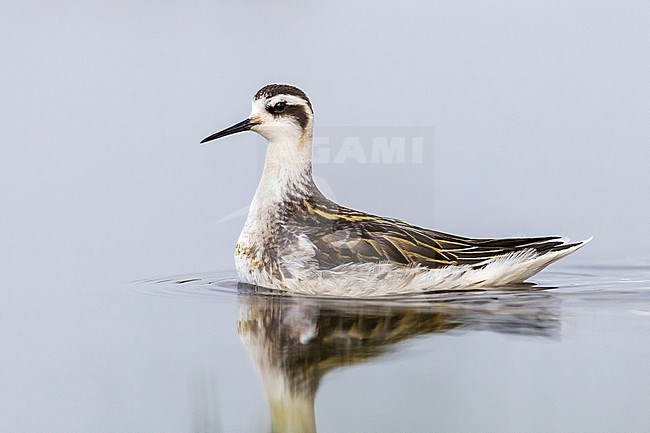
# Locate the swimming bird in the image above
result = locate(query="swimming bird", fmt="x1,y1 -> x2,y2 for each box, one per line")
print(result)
201,84 -> 589,297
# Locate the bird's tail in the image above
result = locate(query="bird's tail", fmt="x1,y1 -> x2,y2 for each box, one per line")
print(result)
472,237 -> 592,285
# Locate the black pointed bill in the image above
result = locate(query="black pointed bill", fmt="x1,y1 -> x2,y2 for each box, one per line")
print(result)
200,118 -> 258,144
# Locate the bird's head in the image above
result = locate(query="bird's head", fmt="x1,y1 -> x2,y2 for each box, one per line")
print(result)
201,84 -> 314,144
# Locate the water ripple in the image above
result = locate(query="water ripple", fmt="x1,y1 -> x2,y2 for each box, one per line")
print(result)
130,270 -> 240,301
130,263 -> 650,308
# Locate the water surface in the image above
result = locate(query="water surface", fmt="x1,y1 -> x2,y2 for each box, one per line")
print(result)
3,264 -> 650,433
136,264 -> 650,432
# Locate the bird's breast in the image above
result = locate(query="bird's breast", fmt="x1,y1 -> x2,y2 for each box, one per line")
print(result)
235,216 -> 284,288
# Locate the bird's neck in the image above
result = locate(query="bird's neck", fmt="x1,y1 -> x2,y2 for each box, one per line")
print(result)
253,131 -> 318,208
240,131 -> 319,245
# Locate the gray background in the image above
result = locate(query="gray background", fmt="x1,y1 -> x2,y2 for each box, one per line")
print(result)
1,2 -> 650,432
2,1 -> 649,289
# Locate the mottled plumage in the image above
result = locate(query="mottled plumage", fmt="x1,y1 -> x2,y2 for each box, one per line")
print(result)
281,189 -> 578,269
202,83 -> 589,296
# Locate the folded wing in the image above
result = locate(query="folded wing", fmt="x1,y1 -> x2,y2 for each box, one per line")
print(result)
287,198 -> 579,269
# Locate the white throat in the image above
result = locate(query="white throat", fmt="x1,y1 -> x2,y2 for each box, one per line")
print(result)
253,129 -> 314,206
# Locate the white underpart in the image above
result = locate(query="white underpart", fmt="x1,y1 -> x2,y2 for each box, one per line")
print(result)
272,238 -> 592,297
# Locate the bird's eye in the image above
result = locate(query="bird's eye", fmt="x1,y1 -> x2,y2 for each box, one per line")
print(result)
272,101 -> 286,113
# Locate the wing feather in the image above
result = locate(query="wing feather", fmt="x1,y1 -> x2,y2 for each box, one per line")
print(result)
283,196 -> 571,270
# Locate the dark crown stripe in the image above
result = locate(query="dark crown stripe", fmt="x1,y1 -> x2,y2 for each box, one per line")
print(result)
254,84 -> 313,113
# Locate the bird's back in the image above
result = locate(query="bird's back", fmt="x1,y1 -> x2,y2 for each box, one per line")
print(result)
280,192 -> 582,270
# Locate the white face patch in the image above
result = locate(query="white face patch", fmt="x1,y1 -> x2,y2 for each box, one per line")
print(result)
248,94 -> 313,142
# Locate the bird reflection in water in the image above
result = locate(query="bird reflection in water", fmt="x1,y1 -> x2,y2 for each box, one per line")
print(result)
236,283 -> 560,433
